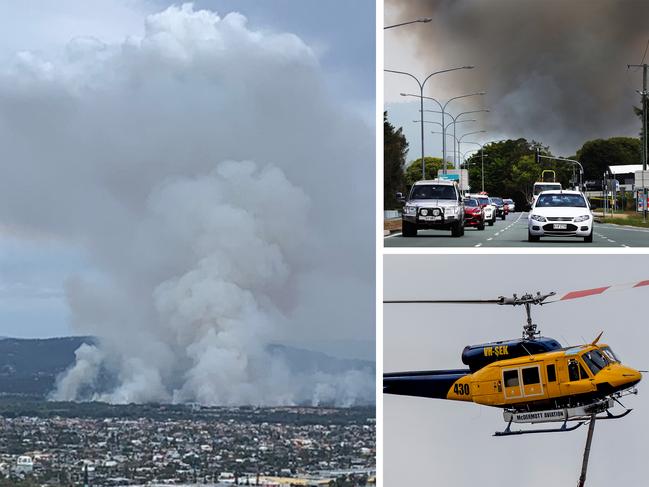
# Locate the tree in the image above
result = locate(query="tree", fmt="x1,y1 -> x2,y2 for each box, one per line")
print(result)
511,154 -> 541,203
461,138 -> 583,209
576,137 -> 641,179
403,156 -> 444,189
384,112 -> 408,209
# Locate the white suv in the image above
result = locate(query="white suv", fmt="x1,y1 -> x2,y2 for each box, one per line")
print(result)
528,190 -> 593,242
402,179 -> 465,237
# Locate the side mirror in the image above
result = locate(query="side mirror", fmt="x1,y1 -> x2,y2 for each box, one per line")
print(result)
396,192 -> 406,204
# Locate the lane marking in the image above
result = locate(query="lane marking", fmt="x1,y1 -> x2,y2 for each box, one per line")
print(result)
384,232 -> 402,239
487,237 -> 493,241
475,243 -> 482,247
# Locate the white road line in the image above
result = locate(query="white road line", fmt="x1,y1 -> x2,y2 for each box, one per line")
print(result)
487,237 -> 493,241
607,239 -> 616,243
384,232 -> 402,239
475,243 -> 482,247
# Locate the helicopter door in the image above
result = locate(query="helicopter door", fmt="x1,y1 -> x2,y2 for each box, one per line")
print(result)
544,361 -> 561,399
502,368 -> 522,400
559,357 -> 595,397
520,365 -> 544,398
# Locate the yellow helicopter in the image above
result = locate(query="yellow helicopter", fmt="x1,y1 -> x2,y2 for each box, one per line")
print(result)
384,285 -> 645,437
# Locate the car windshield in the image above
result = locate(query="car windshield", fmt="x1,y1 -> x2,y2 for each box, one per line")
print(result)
476,197 -> 489,205
581,350 -> 609,376
600,346 -> 620,363
504,199 -> 513,204
490,198 -> 503,205
410,184 -> 456,200
534,184 -> 562,195
464,199 -> 478,207
536,193 -> 587,208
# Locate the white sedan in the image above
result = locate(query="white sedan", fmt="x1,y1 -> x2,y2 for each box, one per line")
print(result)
528,190 -> 593,242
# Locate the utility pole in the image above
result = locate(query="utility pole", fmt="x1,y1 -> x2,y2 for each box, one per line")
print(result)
628,63 -> 648,222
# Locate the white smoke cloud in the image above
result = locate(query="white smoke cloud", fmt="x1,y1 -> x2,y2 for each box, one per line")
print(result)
0,4 -> 374,405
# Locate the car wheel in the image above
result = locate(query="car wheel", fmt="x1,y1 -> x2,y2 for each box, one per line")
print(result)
402,220 -> 417,237
528,231 -> 540,242
478,222 -> 485,231
501,214 -> 506,220
451,222 -> 463,237
488,220 -> 494,226
584,231 -> 593,243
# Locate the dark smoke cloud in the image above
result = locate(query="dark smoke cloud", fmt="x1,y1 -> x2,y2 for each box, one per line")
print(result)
387,0 -> 649,154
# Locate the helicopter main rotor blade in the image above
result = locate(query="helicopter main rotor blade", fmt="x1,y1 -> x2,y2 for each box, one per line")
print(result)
547,280 -> 649,303
384,299 -> 503,304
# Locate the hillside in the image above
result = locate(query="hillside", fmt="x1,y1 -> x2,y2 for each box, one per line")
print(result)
0,337 -> 374,398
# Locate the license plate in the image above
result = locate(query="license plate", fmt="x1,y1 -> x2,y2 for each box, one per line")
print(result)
553,223 -> 568,230
420,216 -> 441,221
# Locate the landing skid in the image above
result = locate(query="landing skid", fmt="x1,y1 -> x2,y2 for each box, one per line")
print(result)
494,418 -> 585,436
494,401 -> 632,437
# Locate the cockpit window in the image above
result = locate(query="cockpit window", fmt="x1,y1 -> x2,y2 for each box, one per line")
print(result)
600,346 -> 619,363
568,359 -> 589,381
581,350 -> 608,376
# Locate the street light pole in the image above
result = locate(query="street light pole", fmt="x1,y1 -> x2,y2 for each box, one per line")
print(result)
462,141 -> 487,192
423,109 -> 489,168
457,131 -> 487,172
386,66 -> 474,179
400,91 -> 486,174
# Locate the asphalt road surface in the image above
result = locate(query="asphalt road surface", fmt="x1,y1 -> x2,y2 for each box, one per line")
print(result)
384,212 -> 649,247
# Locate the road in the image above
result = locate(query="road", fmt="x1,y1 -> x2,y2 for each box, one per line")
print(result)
384,212 -> 649,247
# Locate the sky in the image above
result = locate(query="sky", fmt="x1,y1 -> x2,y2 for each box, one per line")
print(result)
384,0 -> 649,166
384,254 -> 649,487
0,1 -> 376,405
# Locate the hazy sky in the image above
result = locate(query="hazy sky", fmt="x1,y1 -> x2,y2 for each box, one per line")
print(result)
0,0 -> 375,346
385,254 -> 649,486
385,0 -> 649,165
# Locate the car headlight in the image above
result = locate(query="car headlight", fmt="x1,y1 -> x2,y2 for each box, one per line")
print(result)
432,208 -> 442,216
530,214 -> 547,222
404,206 -> 417,215
420,208 -> 428,216
574,214 -> 591,222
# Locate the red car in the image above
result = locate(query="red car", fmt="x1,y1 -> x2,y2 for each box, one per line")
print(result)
463,198 -> 485,230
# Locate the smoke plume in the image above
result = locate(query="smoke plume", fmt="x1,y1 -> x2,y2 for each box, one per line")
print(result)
387,0 -> 649,154
0,4 -> 374,405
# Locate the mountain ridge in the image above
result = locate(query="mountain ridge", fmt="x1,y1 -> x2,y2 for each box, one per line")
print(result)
0,336 -> 374,399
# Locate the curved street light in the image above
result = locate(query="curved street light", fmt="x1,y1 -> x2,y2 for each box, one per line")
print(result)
386,66 -> 475,178
384,17 -> 433,29
423,109 -> 489,167
462,138 -> 512,192
401,91 -> 486,173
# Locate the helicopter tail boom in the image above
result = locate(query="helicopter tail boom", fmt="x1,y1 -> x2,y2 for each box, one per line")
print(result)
384,369 -> 471,400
